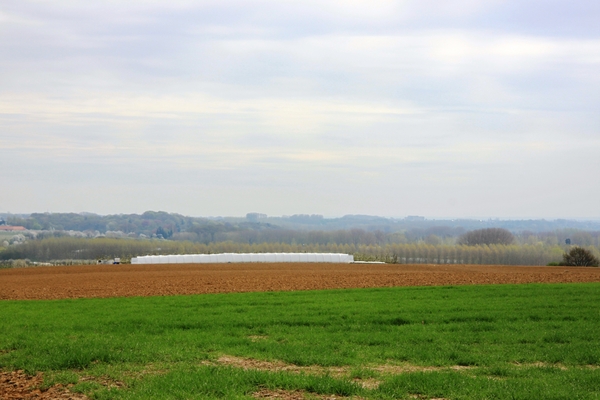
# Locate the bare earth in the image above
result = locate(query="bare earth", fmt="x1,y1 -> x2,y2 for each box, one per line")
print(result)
0,370 -> 87,400
1,263 -> 599,300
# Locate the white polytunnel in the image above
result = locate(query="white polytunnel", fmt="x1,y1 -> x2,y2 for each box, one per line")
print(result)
131,253 -> 354,264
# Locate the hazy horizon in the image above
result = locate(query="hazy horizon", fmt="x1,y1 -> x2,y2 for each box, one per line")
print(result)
3,210 -> 600,222
2,1 -> 598,219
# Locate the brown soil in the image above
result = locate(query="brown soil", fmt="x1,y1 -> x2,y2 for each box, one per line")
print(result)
0,370 -> 88,400
215,354 -> 474,390
217,355 -> 349,377
252,388 -> 362,400
1,263 -> 599,300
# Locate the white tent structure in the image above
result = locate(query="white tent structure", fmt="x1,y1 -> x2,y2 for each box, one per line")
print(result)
131,253 -> 354,264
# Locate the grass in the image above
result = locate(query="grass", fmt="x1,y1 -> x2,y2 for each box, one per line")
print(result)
1,283 -> 599,399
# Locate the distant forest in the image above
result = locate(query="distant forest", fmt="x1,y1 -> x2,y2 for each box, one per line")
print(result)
3,211 -> 600,243
1,211 -> 599,265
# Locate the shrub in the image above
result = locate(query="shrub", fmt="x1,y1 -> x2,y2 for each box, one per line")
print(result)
561,247 -> 599,267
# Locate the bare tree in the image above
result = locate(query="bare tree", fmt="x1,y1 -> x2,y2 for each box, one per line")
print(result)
458,228 -> 515,246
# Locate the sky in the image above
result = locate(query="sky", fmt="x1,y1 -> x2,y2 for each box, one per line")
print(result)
1,0 -> 599,218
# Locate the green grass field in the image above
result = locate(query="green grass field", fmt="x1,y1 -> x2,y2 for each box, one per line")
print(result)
1,283 -> 599,399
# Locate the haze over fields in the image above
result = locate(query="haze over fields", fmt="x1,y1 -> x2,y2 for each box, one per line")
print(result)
1,1 -> 599,218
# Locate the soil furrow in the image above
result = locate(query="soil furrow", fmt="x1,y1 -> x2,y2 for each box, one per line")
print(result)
1,263 -> 599,300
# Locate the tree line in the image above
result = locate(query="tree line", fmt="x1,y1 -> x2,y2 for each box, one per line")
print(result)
5,212 -> 600,244
3,236 -> 598,266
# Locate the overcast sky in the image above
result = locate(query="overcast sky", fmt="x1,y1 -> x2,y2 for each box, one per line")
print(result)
1,1 -> 599,218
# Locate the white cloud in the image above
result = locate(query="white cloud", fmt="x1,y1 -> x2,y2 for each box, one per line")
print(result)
0,0 -> 599,217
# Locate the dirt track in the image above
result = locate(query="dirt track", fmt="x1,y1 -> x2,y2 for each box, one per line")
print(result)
1,263 -> 599,300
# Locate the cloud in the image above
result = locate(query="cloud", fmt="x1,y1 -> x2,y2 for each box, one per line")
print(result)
0,0 -> 599,217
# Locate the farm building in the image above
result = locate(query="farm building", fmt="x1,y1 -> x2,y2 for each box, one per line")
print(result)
131,253 -> 354,264
0,226 -> 26,231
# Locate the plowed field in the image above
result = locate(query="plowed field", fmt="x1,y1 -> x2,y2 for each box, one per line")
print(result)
1,263 -> 599,300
